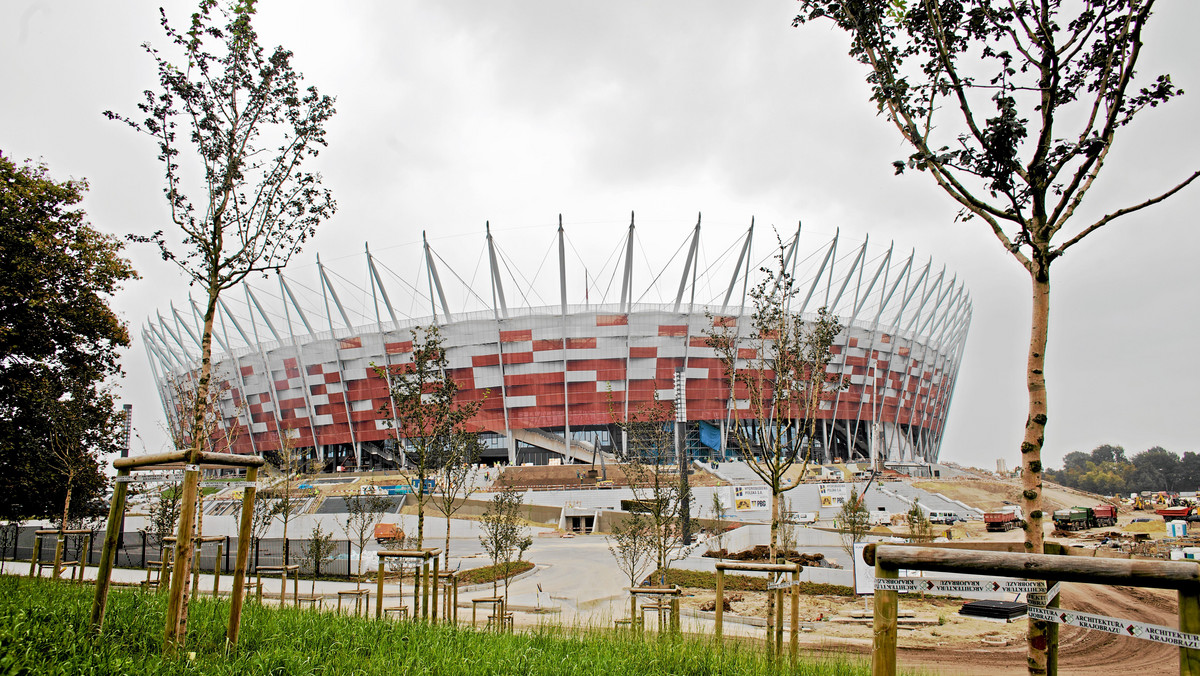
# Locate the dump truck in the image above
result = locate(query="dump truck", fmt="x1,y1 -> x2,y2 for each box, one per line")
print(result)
373,523 -> 405,545
1092,504 -> 1118,527
1052,507 -> 1093,531
984,506 -> 1023,532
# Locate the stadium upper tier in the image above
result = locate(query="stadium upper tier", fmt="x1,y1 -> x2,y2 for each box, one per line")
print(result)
145,217 -> 971,469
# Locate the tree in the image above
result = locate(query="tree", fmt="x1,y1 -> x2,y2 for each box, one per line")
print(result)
300,521 -> 336,595
837,488 -> 871,559
709,491 -> 730,560
265,428 -> 310,564
343,492 -> 393,588
790,5 -> 1197,666
142,481 -> 184,551
618,400 -> 688,585
432,430 -> 482,560
106,0 -> 335,647
706,239 -> 845,560
0,153 -> 135,521
607,511 -> 657,623
1131,446 -> 1180,493
374,325 -> 481,549
478,485 -> 529,602
906,499 -> 934,543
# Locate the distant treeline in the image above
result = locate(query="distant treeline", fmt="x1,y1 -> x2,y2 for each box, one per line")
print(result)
1045,445 -> 1200,495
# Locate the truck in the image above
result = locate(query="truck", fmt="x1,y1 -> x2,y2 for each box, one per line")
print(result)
1052,507 -> 1093,531
1092,504 -> 1118,527
373,523 -> 405,545
984,506 -> 1023,532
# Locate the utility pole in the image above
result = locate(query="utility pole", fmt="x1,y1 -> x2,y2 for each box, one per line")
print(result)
675,367 -> 691,545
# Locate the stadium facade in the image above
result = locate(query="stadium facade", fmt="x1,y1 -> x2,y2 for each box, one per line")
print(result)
144,218 -> 972,470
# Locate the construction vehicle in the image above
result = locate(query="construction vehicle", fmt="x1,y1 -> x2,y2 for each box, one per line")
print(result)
1092,504 -> 1118,527
373,523 -> 405,545
1132,495 -> 1148,511
1052,507 -> 1093,531
984,506 -> 1024,532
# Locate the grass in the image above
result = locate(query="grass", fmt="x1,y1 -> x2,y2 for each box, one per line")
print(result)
457,560 -> 535,586
0,575 -> 880,675
647,568 -> 855,596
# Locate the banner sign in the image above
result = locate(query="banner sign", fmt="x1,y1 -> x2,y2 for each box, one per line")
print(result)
114,472 -> 184,484
733,485 -> 769,511
819,483 -> 849,507
1026,582 -> 1061,607
874,578 -> 1047,594
1028,605 -> 1200,649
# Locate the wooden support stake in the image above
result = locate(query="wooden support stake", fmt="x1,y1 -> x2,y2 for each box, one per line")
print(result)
775,589 -> 784,654
52,531 -> 64,579
213,542 -> 223,599
430,555 -> 439,623
421,559 -> 430,620
714,568 -> 724,639
90,468 -> 129,630
872,561 -> 898,676
1181,588 -> 1200,676
29,535 -> 40,578
227,464 -> 257,647
791,568 -> 800,665
376,561 -> 385,620
163,465 -> 200,650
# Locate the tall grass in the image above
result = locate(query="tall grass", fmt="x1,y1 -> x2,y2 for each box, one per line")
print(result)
0,575 -> 876,675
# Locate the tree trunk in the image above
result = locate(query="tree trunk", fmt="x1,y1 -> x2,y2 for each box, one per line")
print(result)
1023,269 -> 1051,676
54,481 -> 73,577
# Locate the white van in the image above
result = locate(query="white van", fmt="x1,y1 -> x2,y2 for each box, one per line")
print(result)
927,510 -> 958,524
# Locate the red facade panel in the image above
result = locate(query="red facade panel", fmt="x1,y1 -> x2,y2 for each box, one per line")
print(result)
596,314 -> 628,326
533,339 -> 564,351
565,337 -> 597,349
500,329 -> 533,343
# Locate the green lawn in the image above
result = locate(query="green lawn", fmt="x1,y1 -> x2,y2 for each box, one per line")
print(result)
0,575 -> 876,675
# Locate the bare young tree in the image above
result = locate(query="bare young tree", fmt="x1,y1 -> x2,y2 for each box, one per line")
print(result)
837,488 -> 871,559
906,499 -> 934,544
433,430 -> 482,560
791,7 -> 1198,666
709,491 -> 730,560
374,325 -> 481,549
607,511 -> 657,622
265,428 -> 311,564
107,0 -> 335,647
342,492 -> 392,588
706,240 -> 845,560
300,521 -> 337,595
478,485 -> 529,602
619,400 -> 688,586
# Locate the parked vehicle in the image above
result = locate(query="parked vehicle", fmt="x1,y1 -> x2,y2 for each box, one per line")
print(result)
984,506 -> 1024,532
373,523 -> 405,545
1052,507 -> 1093,531
1157,505 -> 1192,521
927,510 -> 959,525
1092,504 -> 1118,527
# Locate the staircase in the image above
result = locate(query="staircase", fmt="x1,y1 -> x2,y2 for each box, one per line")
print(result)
510,428 -> 616,465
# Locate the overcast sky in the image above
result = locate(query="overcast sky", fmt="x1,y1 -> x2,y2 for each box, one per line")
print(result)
3,1 -> 1197,471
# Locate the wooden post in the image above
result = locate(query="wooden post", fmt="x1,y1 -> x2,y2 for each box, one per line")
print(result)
791,567 -> 800,665
228,465 -> 257,648
163,464 -> 201,650
872,560 -> 898,676
90,468 -> 129,630
421,558 -> 430,620
1180,588 -> 1200,676
52,530 -> 64,579
292,567 -> 299,607
775,588 -> 784,654
715,568 -> 724,639
413,561 -> 421,618
1047,582 -> 1059,676
376,560 -> 385,620
280,568 -> 287,605
213,542 -> 223,599
160,550 -> 172,596
670,595 -> 680,633
192,541 -> 201,599
29,535 -> 40,577
452,575 -> 458,625
430,554 -> 439,623
78,534 -> 91,582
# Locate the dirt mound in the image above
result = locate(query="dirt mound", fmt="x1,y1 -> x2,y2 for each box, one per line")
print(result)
703,546 -> 833,567
495,464 -> 630,488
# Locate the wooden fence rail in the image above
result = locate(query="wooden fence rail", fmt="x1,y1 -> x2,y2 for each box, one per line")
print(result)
864,544 -> 1200,676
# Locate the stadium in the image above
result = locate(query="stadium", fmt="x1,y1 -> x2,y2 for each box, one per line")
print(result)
143,217 -> 972,471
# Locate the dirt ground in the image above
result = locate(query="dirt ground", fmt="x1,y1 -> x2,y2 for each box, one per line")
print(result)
676,583 -> 1178,675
